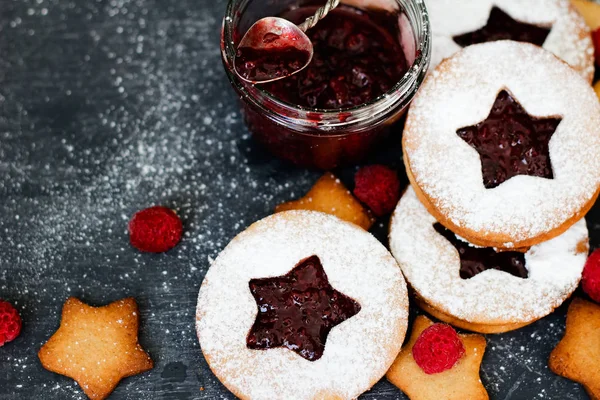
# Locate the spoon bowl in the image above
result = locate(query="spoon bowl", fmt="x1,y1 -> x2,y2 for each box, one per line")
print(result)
234,17 -> 314,84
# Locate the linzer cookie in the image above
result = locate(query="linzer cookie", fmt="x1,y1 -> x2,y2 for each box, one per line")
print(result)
196,210 -> 408,400
426,0 -> 594,82
389,187 -> 589,333
403,41 -> 600,250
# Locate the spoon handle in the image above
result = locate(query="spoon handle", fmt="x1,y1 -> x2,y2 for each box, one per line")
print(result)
297,0 -> 340,32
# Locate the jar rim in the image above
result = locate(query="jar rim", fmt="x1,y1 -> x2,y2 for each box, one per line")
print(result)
221,0 -> 431,133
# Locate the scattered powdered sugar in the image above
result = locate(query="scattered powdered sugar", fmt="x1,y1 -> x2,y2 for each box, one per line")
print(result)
426,0 -> 595,81
389,187 -> 588,324
404,41 -> 600,245
196,210 -> 408,400
0,0 -> 317,396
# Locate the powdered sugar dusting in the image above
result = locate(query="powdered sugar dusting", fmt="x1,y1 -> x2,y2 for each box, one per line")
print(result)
426,0 -> 595,81
390,187 -> 588,324
404,41 -> 600,244
196,211 -> 408,400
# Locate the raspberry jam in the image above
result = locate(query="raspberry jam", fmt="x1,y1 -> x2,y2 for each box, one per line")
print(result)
453,6 -> 552,47
456,90 -> 560,189
261,6 -> 410,109
434,223 -> 528,279
222,0 -> 429,169
235,44 -> 312,82
246,255 -> 361,361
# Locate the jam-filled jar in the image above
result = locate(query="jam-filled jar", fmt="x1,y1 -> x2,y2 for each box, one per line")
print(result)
221,0 -> 431,169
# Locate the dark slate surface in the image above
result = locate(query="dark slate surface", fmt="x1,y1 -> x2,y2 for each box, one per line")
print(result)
0,0 -> 598,399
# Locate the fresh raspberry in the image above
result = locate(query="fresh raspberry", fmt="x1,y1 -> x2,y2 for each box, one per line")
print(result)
593,28 -> 600,65
129,206 -> 183,253
353,165 -> 401,217
582,249 -> 600,303
412,323 -> 465,374
0,300 -> 22,347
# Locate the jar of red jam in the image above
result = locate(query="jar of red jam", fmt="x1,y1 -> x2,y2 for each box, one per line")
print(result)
221,0 -> 431,169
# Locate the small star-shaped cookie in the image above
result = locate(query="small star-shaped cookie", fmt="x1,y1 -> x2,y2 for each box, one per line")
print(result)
39,297 -> 153,400
549,298 -> 600,400
456,90 -> 561,189
275,172 -> 375,230
247,255 -> 361,361
453,6 -> 552,47
386,315 -> 488,400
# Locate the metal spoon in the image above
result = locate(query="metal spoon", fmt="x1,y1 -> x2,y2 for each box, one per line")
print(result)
234,0 -> 340,84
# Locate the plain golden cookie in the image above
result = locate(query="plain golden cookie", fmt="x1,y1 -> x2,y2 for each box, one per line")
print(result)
275,172 -> 375,230
38,297 -> 153,400
549,298 -> 600,400
573,0 -> 600,30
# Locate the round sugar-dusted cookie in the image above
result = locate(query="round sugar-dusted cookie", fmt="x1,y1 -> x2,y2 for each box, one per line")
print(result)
426,0 -> 594,82
403,41 -> 600,250
389,187 -> 589,334
196,210 -> 409,400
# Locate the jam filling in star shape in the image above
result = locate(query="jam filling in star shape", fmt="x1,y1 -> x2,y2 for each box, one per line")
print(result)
453,6 -> 553,47
434,223 -> 528,280
456,90 -> 561,189
246,255 -> 361,361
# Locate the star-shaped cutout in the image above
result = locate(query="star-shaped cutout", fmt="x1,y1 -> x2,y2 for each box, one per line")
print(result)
453,6 -> 552,47
434,223 -> 528,279
38,297 -> 153,400
387,315 -> 488,400
549,298 -> 600,399
246,255 -> 361,361
456,90 -> 561,189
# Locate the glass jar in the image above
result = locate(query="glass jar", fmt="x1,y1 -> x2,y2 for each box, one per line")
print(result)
221,0 -> 431,169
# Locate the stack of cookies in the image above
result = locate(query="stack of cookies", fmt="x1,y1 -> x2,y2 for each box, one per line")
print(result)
389,3 -> 600,334
384,2 -> 600,398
